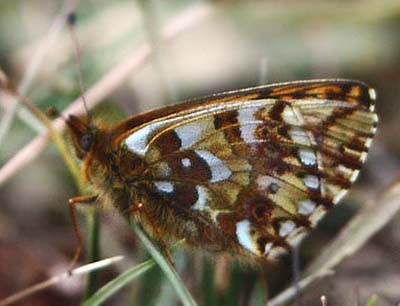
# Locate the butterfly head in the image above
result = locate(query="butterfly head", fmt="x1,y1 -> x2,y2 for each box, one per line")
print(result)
66,114 -> 98,159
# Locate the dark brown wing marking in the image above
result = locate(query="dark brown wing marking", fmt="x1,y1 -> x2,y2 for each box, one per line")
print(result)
119,79 -> 377,259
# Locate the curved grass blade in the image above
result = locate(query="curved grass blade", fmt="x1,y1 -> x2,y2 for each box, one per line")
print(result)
130,222 -> 198,306
136,264 -> 163,306
83,222 -> 197,306
0,256 -> 123,306
82,259 -> 155,306
366,294 -> 378,306
84,210 -> 101,298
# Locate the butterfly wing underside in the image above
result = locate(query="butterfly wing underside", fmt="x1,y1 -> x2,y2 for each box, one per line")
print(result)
121,79 -> 378,259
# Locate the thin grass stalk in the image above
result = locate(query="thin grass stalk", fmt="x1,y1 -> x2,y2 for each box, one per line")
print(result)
0,76 -> 101,297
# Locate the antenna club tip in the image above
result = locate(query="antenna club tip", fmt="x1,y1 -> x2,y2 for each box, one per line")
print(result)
46,106 -> 60,119
0,68 -> 17,93
67,11 -> 77,26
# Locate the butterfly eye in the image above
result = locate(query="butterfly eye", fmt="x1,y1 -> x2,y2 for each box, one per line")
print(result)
80,133 -> 93,152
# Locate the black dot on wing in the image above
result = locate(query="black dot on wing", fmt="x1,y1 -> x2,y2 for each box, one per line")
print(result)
278,126 -> 290,138
257,236 -> 269,253
253,205 -> 266,220
268,182 -> 279,194
268,101 -> 288,122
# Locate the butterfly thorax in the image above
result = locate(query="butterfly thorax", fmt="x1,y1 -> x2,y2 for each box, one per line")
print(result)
67,115 -> 138,209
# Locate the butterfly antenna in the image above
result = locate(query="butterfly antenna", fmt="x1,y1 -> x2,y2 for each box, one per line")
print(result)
66,11 -> 91,124
46,105 -> 68,121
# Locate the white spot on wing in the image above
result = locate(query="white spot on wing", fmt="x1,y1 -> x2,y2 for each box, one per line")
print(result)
309,205 -> 327,225
155,181 -> 174,193
264,242 -> 273,255
279,220 -> 296,237
175,122 -> 203,149
256,175 -> 278,190
125,122 -> 165,156
298,199 -> 316,215
338,165 -> 359,182
333,189 -> 347,204
237,108 -> 259,141
368,88 -> 376,101
286,227 -> 307,246
360,152 -> 367,162
304,175 -> 319,190
195,150 -> 232,182
299,148 -> 317,166
289,129 -> 311,146
236,220 -> 258,254
181,158 -> 192,167
350,169 -> 360,183
282,106 -> 300,125
238,108 -> 258,121
337,164 -> 350,175
191,186 -> 208,211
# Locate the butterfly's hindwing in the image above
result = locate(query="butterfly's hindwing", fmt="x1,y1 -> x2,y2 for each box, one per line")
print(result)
119,79 -> 377,259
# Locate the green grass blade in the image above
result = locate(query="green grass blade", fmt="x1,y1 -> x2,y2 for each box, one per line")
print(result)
137,265 -> 163,306
366,294 -> 378,306
130,222 -> 198,306
84,210 -> 101,298
82,259 -> 155,306
200,258 -> 217,306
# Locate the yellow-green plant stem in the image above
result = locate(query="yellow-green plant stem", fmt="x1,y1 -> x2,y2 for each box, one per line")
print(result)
1,84 -> 100,299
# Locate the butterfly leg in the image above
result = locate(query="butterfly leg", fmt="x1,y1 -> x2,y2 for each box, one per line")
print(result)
132,202 -> 176,268
67,194 -> 98,272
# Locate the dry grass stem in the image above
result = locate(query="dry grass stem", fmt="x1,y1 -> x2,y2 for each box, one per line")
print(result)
305,179 -> 400,275
267,178 -> 400,306
267,270 -> 334,306
0,0 -> 78,145
0,3 -> 212,186
0,255 -> 124,306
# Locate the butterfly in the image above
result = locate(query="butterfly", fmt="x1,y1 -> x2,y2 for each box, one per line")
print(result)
67,79 -> 378,263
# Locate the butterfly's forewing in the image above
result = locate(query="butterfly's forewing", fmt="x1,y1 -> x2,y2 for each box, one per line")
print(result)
119,79 -> 377,259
